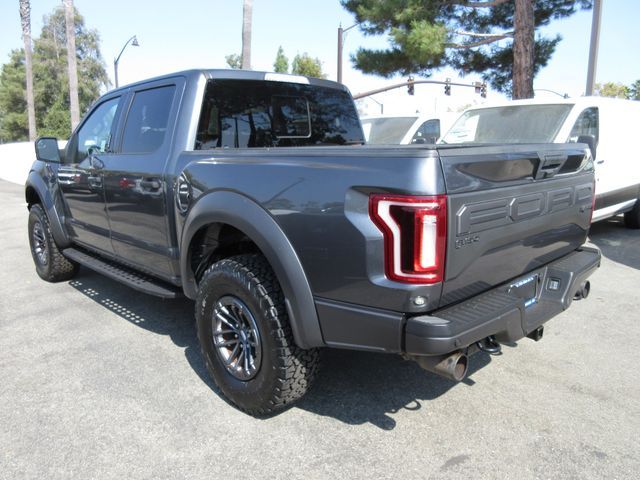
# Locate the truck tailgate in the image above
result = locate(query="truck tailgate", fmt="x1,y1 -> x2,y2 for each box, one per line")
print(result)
437,144 -> 594,308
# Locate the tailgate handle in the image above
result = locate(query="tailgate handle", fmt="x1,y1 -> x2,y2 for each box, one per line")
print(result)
535,154 -> 567,179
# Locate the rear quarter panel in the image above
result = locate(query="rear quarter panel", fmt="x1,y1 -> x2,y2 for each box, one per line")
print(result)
177,146 -> 447,313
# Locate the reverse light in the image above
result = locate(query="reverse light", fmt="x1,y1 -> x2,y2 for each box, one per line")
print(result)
369,194 -> 447,284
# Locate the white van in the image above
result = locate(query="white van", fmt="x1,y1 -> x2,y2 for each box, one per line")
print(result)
361,113 -> 458,145
441,97 -> 640,227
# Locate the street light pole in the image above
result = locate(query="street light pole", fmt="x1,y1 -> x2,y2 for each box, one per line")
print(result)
114,35 -> 139,88
337,23 -> 358,84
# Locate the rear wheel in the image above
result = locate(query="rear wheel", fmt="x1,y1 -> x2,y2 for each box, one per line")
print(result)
28,204 -> 79,282
195,254 -> 320,415
624,199 -> 640,229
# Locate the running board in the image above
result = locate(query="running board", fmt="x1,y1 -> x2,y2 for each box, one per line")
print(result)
62,248 -> 182,299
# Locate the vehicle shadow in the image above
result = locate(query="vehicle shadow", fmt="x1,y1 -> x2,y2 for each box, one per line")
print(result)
67,268 -> 492,429
67,270 -> 218,394
588,216 -> 640,270
297,349 -> 491,430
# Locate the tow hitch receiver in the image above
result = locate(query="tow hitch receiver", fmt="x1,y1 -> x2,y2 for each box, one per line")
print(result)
476,335 -> 502,355
527,326 -> 544,342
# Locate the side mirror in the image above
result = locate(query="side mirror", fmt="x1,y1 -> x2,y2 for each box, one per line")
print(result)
577,134 -> 596,160
34,137 -> 61,163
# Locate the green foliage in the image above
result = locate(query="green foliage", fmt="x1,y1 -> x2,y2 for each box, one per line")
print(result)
341,0 -> 592,95
291,53 -> 326,79
0,50 -> 29,142
40,99 -> 71,137
273,46 -> 288,73
0,5 -> 108,141
225,54 -> 242,69
594,82 -> 629,99
627,80 -> 640,101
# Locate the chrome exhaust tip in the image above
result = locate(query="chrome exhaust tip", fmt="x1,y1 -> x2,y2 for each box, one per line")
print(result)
573,280 -> 591,300
414,351 -> 469,382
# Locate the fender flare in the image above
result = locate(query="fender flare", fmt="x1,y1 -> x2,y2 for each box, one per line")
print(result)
25,171 -> 71,248
179,190 -> 324,349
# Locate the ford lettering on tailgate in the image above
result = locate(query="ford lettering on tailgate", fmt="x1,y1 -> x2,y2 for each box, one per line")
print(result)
455,182 -> 593,236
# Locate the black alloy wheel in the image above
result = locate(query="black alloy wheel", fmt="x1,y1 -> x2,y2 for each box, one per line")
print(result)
195,254 -> 320,415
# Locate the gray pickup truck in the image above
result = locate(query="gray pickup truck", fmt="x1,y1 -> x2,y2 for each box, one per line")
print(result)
26,70 -> 600,415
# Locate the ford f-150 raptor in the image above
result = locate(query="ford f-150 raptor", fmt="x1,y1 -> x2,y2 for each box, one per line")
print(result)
26,70 -> 600,414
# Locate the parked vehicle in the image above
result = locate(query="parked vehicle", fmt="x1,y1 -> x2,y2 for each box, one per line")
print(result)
441,97 -> 640,227
361,113 -> 458,144
26,70 -> 599,415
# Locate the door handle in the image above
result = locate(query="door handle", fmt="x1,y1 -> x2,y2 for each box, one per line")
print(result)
88,175 -> 102,188
140,179 -> 161,190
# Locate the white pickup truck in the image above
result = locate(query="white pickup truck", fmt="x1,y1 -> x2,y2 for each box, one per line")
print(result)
442,97 -> 640,227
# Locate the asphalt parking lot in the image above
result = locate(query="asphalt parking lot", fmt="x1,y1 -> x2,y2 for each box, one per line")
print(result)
1,178 -> 639,479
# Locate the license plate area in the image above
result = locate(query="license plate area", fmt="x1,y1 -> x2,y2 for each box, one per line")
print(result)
508,274 -> 539,307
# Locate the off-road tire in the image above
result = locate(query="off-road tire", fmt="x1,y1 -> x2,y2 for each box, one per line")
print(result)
624,199 -> 640,229
195,254 -> 320,415
28,204 -> 79,282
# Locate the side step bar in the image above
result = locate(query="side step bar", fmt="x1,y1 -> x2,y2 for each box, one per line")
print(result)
62,248 -> 182,299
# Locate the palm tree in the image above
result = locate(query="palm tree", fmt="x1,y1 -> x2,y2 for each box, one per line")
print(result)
63,0 -> 80,129
18,0 -> 36,141
241,0 -> 252,69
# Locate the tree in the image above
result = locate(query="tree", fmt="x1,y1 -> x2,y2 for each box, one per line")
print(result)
594,82 -> 629,99
241,0 -> 253,69
225,54 -> 242,69
628,80 -> 640,101
18,0 -> 36,141
273,46 -> 288,73
0,5 -> 109,141
291,53 -> 326,79
63,0 -> 80,129
341,0 -> 592,99
0,50 -> 29,142
34,6 -> 108,137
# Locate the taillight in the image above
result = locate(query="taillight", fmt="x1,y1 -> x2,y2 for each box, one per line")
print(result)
369,194 -> 447,284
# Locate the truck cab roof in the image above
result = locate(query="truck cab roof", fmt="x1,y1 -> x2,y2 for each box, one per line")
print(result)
108,69 -> 350,95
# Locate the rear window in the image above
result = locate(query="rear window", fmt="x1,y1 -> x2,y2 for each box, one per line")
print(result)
441,104 -> 573,144
122,85 -> 176,153
195,79 -> 364,149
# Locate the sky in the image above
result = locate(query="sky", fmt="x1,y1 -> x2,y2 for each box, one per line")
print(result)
0,0 -> 638,116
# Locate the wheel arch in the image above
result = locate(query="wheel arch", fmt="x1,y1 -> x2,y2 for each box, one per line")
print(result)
25,172 -> 71,247
180,190 -> 323,349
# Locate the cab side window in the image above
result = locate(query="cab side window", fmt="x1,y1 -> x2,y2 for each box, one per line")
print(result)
75,97 -> 120,163
568,107 -> 599,145
121,85 -> 176,154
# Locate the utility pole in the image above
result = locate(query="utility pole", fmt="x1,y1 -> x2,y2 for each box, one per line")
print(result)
585,0 -> 602,95
64,0 -> 80,130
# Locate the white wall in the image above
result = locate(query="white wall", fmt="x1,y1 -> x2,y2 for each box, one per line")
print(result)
0,142 -> 36,185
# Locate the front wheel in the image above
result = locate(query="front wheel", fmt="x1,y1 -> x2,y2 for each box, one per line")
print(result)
195,254 -> 320,415
28,204 -> 79,282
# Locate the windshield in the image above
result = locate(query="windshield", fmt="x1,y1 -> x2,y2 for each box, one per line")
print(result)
441,104 -> 573,144
361,117 -> 418,144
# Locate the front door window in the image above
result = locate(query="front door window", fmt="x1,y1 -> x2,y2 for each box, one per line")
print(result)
74,97 -> 120,163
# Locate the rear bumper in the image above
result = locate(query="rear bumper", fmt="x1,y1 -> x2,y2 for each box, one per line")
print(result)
316,247 -> 600,355
405,246 -> 601,355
